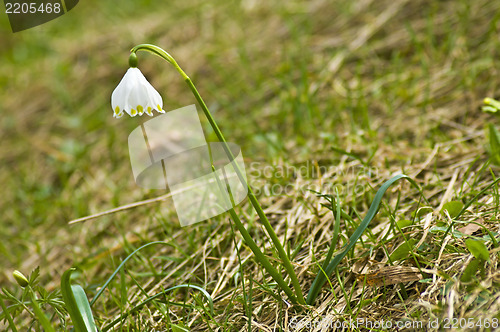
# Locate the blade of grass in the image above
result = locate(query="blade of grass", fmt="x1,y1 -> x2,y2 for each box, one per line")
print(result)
0,296 -> 18,332
90,241 -> 169,306
320,189 -> 342,273
61,268 -> 97,332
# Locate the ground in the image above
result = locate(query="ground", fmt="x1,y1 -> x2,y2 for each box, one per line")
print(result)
1,0 -> 500,330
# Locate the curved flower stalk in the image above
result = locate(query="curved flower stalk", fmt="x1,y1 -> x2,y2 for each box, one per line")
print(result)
112,44 -> 305,305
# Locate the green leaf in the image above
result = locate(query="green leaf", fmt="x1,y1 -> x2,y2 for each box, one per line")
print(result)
71,285 -> 98,331
465,239 -> 490,261
61,268 -> 98,332
441,201 -> 464,219
415,207 -> 433,218
429,226 -> 466,238
389,239 -> 418,262
320,189 -> 342,274
418,278 -> 433,284
460,258 -> 481,282
171,323 -> 190,332
482,105 -> 499,114
488,124 -> 500,166
396,219 -> 413,229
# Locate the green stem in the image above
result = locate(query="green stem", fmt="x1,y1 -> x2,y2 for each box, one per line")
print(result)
130,44 -> 305,305
211,165 -> 298,304
0,297 -> 18,332
227,208 -> 298,304
29,287 -> 56,332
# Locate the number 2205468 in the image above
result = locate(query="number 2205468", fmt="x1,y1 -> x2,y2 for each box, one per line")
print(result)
442,318 -> 499,329
5,2 -> 62,14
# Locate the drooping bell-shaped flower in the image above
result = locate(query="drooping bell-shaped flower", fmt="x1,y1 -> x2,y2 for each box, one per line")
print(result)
111,53 -> 164,118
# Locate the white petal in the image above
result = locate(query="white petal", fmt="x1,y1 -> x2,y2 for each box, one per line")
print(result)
126,79 -> 142,117
140,79 -> 163,115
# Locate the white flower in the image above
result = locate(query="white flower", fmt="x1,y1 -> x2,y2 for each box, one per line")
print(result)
111,67 -> 164,118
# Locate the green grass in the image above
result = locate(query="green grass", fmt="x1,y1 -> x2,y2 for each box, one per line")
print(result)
2,0 -> 500,330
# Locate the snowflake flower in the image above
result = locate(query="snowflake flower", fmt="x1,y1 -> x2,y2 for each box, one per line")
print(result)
111,67 -> 164,118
